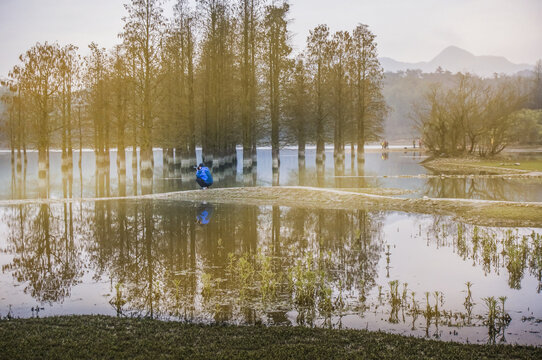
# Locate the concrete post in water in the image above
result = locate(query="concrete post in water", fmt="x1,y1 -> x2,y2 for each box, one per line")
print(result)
180,149 -> 193,182
140,146 -> 154,195
298,155 -> 306,186
252,144 -> 258,167
316,161 -> 325,188
132,147 -> 139,196
316,149 -> 325,165
350,142 -> 355,173
118,149 -> 127,197
38,147 -> 48,198
252,161 -> 258,184
243,146 -> 253,171
167,148 -> 175,176
162,148 -> 169,179
174,148 -> 182,178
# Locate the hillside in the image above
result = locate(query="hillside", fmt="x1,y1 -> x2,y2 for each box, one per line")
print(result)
380,46 -> 533,77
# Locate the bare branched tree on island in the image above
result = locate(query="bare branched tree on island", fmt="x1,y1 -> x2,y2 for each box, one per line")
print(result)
415,73 -> 527,156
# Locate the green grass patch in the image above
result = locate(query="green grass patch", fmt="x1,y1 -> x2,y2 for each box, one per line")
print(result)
0,315 -> 540,359
476,160 -> 542,172
421,157 -> 542,174
475,204 -> 542,223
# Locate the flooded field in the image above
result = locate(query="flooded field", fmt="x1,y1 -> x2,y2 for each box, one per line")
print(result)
0,148 -> 541,345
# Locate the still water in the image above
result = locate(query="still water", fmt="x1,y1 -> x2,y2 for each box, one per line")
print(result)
0,148 -> 541,345
1,147 -> 542,201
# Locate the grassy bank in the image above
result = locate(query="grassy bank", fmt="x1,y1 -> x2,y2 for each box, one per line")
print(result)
0,186 -> 540,226
422,157 -> 542,174
0,316 -> 540,359
475,159 -> 542,172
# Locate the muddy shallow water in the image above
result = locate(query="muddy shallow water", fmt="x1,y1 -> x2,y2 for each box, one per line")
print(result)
0,148 -> 541,346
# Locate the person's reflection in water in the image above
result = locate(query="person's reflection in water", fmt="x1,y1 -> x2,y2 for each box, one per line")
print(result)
196,202 -> 214,225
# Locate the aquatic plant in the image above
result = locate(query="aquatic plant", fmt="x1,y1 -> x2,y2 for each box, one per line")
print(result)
423,292 -> 433,320
359,280 -> 367,303
109,282 -> 127,316
258,252 -> 278,301
334,280 -> 345,314
292,253 -> 319,308
482,295 -> 511,344
410,291 -> 419,330
201,273 -> 213,299
226,252 -> 236,276
401,282 -> 408,307
172,278 -> 182,302
318,285 -> 333,316
388,280 -> 401,323
433,291 -> 441,318
456,224 -> 468,259
463,281 -> 474,323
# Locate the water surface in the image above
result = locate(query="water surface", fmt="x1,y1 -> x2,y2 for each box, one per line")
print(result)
2,148 -> 542,202
1,148 -> 542,346
0,200 -> 541,345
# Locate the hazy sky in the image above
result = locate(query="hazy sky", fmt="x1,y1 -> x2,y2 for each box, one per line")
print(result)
1,0 -> 541,78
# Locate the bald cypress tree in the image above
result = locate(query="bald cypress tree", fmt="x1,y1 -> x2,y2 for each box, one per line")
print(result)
238,0 -> 261,172
263,1 -> 291,181
121,0 -> 165,192
58,44 -> 79,198
329,30 -> 352,171
306,25 -> 331,165
18,42 -> 61,197
84,43 -> 111,197
350,24 -> 385,163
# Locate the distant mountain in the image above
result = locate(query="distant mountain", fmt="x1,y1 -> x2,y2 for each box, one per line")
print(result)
380,46 -> 533,77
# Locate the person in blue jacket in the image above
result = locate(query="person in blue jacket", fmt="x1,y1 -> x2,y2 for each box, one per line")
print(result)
195,163 -> 213,189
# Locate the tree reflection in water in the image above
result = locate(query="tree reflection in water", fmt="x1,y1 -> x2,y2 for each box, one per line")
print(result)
3,203 -> 84,304
424,175 -> 542,202
1,201 -> 541,343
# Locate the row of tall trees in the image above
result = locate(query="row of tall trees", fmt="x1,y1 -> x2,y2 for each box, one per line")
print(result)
1,0 -> 386,196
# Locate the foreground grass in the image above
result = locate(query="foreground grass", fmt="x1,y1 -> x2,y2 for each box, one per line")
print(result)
0,316 -> 540,359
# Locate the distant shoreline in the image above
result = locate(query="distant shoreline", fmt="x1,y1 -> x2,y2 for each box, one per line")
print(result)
1,145 -> 539,155
0,144 -> 421,153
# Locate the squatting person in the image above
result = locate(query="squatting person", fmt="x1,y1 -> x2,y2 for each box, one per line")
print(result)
195,163 -> 213,189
